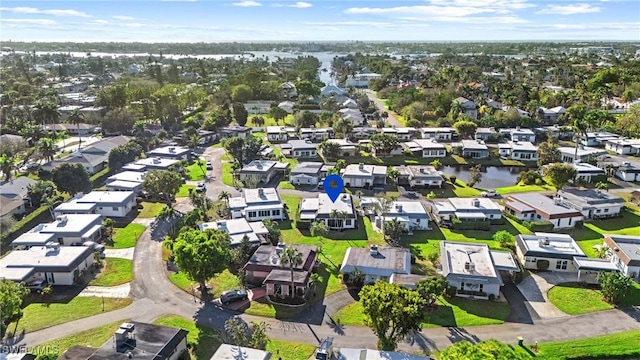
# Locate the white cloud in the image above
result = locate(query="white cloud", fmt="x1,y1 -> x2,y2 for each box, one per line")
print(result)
288,2 -> 312,8
232,1 -> 261,7
535,4 -> 601,15
0,18 -> 58,25
112,15 -> 135,20
0,6 -> 92,17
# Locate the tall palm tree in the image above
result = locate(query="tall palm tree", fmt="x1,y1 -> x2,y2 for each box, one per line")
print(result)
37,138 -> 58,162
573,119 -> 588,163
68,109 -> 85,151
279,247 -> 303,298
383,218 -> 405,246
329,209 -> 340,229
449,100 -> 463,120
218,191 -> 231,205
0,153 -> 16,182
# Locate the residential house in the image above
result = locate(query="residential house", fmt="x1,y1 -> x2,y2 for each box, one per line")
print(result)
393,165 -> 444,188
361,198 -> 431,231
229,187 -> 285,221
348,127 -> 377,140
33,213 -> 104,245
337,348 -> 430,360
289,162 -> 324,185
603,235 -> 640,281
218,125 -> 252,139
45,123 -> 98,135
243,243 -> 318,297
453,97 -> 478,120
0,243 -> 94,285
238,160 -> 290,185
575,131 -> 620,147
535,125 -> 574,140
538,106 -> 566,123
10,232 -> 56,249
573,162 -> 607,183
345,73 -> 382,88
341,163 -> 388,188
279,81 -> 297,100
0,177 -> 36,219
177,128 -> 217,145
498,141 -> 539,161
555,188 -> 625,219
339,109 -> 365,126
605,138 -> 640,155
499,127 -> 536,143
106,171 -> 147,186
58,322 -> 188,360
505,193 -> 583,229
244,101 -> 272,114
198,218 -> 267,247
147,146 -> 190,161
403,139 -> 447,158
419,127 -> 456,141
613,160 -> 640,182
440,241 -> 519,299
381,127 -> 418,141
474,127 -> 497,141
320,85 -> 347,97
324,138 -> 357,157
500,106 -> 529,118
300,127 -> 334,142
559,146 -> 607,164
388,273 -> 427,290
455,139 -> 489,159
278,101 -> 295,114
431,198 -> 502,225
342,98 -> 359,109
340,245 -> 411,284
41,135 -> 131,174
299,193 -> 357,230
212,344 -> 271,360
266,126 -> 296,143
53,191 -> 136,218
123,157 -> 180,172
285,139 -> 318,158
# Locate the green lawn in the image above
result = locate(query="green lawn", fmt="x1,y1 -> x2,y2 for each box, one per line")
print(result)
89,258 -> 134,286
537,329 -> 640,359
154,315 -> 221,360
36,321 -> 127,358
138,202 -> 167,218
278,180 -> 295,189
567,210 -> 640,257
7,297 -> 132,334
272,145 -> 298,168
247,114 -> 294,127
419,179 -> 482,198
110,223 -> 146,248
333,296 -> 510,328
222,162 -> 235,186
266,340 -> 317,360
185,162 -> 207,181
496,184 -> 554,194
177,184 -> 196,197
548,282 -> 640,315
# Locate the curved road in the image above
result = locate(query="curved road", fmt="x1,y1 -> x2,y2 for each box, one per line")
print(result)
12,146 -> 640,353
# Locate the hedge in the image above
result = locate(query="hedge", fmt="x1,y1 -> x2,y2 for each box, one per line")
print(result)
451,218 -> 491,231
504,211 -> 554,232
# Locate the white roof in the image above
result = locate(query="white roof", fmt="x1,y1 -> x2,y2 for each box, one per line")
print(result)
72,190 -> 135,205
338,349 -> 430,360
243,187 -> 281,205
520,232 -> 585,257
300,193 -> 355,217
441,241 -> 498,279
147,145 -> 189,156
107,171 -> 147,184
342,164 -> 387,177
211,344 -> 271,360
39,214 -> 103,235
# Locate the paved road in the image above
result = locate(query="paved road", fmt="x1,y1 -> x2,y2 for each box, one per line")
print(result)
12,144 -> 640,353
365,89 -> 401,127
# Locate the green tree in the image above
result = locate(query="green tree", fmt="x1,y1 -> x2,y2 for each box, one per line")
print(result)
430,159 -> 443,170
296,80 -> 320,99
370,133 -> 399,157
319,140 -> 340,159
310,220 -> 329,254
439,339 -> 531,360
453,120 -> 478,139
543,163 -> 577,191
293,110 -> 318,129
0,279 -> 29,338
243,135 -> 263,164
262,219 -> 281,245
268,106 -> 288,124
68,109 -> 85,151
359,282 -> 426,351
108,141 -> 144,171
493,230 -> 514,247
596,181 -> 609,192
103,218 -> 115,244
279,246 -> 304,298
416,275 -> 448,308
383,218 -> 404,246
537,136 -> 561,167
232,234 -> 254,266
142,170 -> 183,204
467,164 -> 482,188
223,316 -> 270,350
26,180 -> 57,208
101,108 -> 138,135
173,228 -> 231,297
332,118 -> 353,137
0,153 -> 16,182
233,103 -> 249,126
37,137 -> 58,163
598,271 -> 633,304
223,137 -> 245,165
51,163 -> 91,195
231,84 -> 253,103
218,191 -> 231,205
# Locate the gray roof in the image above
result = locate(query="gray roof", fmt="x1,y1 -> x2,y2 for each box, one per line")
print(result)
38,214 -> 103,236
0,177 -> 36,199
290,162 -> 323,175
440,241 -> 500,284
556,188 -> 625,210
288,140 -> 317,151
516,232 -> 585,260
0,245 -> 93,278
244,244 -> 317,269
242,187 -> 281,205
342,164 -> 387,178
340,246 -> 411,277
603,234 -> 640,266
337,348 -> 430,360
506,193 -> 583,218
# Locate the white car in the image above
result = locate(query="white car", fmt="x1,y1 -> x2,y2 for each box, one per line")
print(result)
481,189 -> 498,197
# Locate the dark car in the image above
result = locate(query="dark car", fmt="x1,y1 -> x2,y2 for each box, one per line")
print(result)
206,160 -> 213,170
220,289 -> 248,305
195,183 -> 206,193
25,279 -> 48,293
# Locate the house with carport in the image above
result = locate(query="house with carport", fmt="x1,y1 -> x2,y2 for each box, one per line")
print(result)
238,160 -> 290,185
554,188 -> 625,219
289,162 -> 325,186
393,165 -> 444,188
266,126 -> 296,142
403,139 -> 447,158
431,198 -> 502,225
360,198 -> 431,231
299,193 -> 357,230
498,141 -> 538,161
340,245 -> 411,284
33,213 -> 103,245
455,140 -> 489,159
229,187 -> 285,222
505,193 -> 583,229
147,146 -> 190,161
53,191 -> 136,218
341,163 -> 387,189
603,234 -> 640,282
419,127 -> 456,141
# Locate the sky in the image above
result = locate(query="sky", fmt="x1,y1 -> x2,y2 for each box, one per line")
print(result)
0,0 -> 639,42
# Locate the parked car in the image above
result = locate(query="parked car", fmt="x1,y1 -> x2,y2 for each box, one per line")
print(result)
481,189 -> 498,197
83,241 -> 105,253
206,160 -> 213,170
20,162 -> 39,171
25,279 -> 48,293
220,289 -> 248,305
195,183 -> 206,193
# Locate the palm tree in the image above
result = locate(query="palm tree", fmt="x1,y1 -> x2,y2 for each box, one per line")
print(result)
355,190 -> 364,200
42,196 -> 59,220
279,246 -> 303,298
329,209 -> 340,229
218,191 -> 231,205
383,218 -> 405,246
450,100 -> 463,119
68,109 -> 85,151
37,138 -> 58,162
308,273 -> 322,296
0,153 -> 16,182
573,119 -> 588,163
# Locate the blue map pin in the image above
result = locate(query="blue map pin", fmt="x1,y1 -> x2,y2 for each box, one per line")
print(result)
324,174 -> 344,203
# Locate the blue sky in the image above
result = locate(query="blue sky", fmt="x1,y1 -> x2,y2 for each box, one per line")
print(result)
1,0 -> 638,42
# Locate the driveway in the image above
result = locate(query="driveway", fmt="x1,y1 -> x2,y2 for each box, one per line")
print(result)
78,283 -> 131,298
365,89 -> 401,127
104,248 -> 135,260
517,271 -> 578,319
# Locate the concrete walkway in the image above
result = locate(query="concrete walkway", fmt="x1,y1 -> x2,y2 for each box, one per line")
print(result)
104,248 -> 135,260
517,272 -> 577,319
78,283 -> 131,298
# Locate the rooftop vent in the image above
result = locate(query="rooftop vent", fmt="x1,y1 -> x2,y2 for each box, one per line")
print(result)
276,242 -> 286,255
369,244 -> 379,256
359,163 -> 364,170
539,237 -> 551,247
395,204 -> 403,212
342,194 -> 349,201
258,188 -> 264,196
168,147 -> 176,153
152,157 -> 161,164
464,261 -> 475,272
472,198 -> 480,207
419,168 -> 425,173
56,215 -> 68,224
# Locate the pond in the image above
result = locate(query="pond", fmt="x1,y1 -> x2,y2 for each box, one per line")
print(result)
440,165 -> 533,189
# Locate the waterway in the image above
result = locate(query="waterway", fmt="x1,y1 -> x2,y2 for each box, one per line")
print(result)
440,165 -> 532,189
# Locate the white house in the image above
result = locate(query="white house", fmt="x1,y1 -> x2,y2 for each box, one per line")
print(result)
299,193 -> 357,230
0,243 -> 94,285
286,139 -> 318,158
505,193 -> 583,229
605,138 -> 640,155
147,146 -> 190,161
380,127 -> 418,141
516,233 -> 585,273
431,198 -> 502,225
300,127 -> 334,142
455,140 -> 489,159
403,139 -> 447,158
361,198 -> 431,231
614,161 -> 640,182
321,85 -> 347,97
603,235 -> 640,282
340,245 -> 411,284
498,141 -> 538,161
394,165 -> 444,188
575,131 -> 619,147
199,218 -> 267,247
244,101 -> 272,114
266,126 -> 296,143
538,106 -> 566,123
341,163 -> 388,188
499,127 -> 536,143
345,73 -> 382,88
475,127 -> 497,141
123,157 -> 180,172
54,191 -> 136,218
573,163 -> 606,183
212,344 -> 271,360
555,188 -> 625,219
228,188 -> 285,222
419,127 -> 456,141
559,146 -> 607,164
238,160 -> 290,185
33,214 -> 104,245
453,97 -> 478,120
289,162 -> 324,186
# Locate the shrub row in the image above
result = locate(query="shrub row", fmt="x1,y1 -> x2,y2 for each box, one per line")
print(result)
504,211 -> 554,232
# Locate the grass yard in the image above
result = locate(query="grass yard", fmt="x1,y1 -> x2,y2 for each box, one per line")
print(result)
420,179 -> 482,198
177,184 -> 196,198
35,321 -> 127,358
333,296 -> 510,328
89,258 -> 134,286
496,184 -> 554,194
247,114 -> 294,127
278,180 -> 296,189
153,315 -> 221,360
185,162 -> 207,181
266,340 -> 317,360
548,282 -> 640,315
221,162 -> 236,186
7,297 -> 132,334
568,210 -> 640,257
536,329 -> 640,359
110,223 -> 146,248
138,202 -> 167,218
